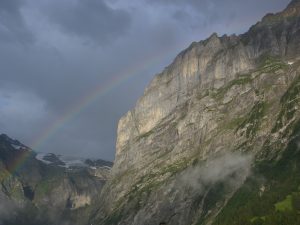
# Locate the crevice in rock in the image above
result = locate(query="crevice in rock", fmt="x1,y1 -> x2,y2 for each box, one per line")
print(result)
23,185 -> 34,201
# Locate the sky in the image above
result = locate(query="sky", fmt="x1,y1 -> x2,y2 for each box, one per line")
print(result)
0,0 -> 291,161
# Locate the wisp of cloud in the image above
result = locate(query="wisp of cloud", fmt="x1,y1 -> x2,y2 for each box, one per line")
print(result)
178,152 -> 253,194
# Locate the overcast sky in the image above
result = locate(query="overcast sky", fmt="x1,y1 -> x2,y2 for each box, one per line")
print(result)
0,0 -> 291,161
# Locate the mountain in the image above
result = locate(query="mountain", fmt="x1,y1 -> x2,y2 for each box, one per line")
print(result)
2,1 -> 300,225
89,1 -> 300,225
0,134 -> 112,225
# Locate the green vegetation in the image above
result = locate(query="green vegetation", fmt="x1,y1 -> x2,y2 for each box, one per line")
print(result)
212,119 -> 300,225
108,157 -> 192,222
35,179 -> 53,194
258,55 -> 288,73
222,117 -> 246,130
292,192 -> 300,211
275,195 -> 293,212
102,210 -> 123,225
9,185 -> 24,200
102,55 -> 296,225
127,158 -> 189,202
272,75 -> 300,133
236,101 -> 268,139
250,216 -> 266,223
196,89 -> 210,100
196,181 -> 231,225
210,55 -> 288,102
212,75 -> 252,100
34,174 -> 64,196
262,73 -> 300,159
0,173 -> 24,200
0,168 -> 10,181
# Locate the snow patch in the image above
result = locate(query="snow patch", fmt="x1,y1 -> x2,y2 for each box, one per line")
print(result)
36,153 -> 87,168
35,152 -> 112,170
98,166 -> 112,170
35,153 -> 52,165
11,144 -> 23,150
58,155 -> 86,168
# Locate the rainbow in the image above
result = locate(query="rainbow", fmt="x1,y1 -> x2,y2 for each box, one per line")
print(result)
1,45 -> 177,181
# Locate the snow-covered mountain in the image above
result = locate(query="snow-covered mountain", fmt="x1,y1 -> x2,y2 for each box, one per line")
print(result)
35,152 -> 113,170
0,133 -> 30,151
0,133 -> 113,170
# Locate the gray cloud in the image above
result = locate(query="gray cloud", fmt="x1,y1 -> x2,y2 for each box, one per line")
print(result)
0,86 -> 51,143
0,0 -> 34,43
146,0 -> 289,34
45,0 -> 131,44
0,0 -> 22,12
146,0 -> 212,10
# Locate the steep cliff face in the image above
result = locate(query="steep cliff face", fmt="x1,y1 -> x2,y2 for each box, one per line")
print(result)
114,0 -> 300,174
93,1 -> 300,225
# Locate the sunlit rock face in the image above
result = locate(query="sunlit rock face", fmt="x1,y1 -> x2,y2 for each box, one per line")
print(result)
114,0 -> 300,174
115,34 -> 253,170
92,1 -> 300,225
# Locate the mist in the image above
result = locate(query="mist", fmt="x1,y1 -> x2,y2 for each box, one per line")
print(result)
178,152 -> 253,194
0,196 -> 19,224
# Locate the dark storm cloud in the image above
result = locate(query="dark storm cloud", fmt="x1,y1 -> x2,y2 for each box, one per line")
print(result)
146,0 -> 289,33
0,0 -> 22,12
0,0 -> 34,43
146,0 -> 211,9
45,0 -> 131,44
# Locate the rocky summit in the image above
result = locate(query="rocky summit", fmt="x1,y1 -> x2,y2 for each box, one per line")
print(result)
90,1 -> 300,225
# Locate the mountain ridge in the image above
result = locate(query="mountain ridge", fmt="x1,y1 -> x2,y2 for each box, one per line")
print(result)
0,133 -> 112,225
91,1 -> 300,224
113,0 -> 300,175
287,0 -> 300,9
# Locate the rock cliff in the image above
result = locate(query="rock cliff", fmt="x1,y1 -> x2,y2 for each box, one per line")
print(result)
92,1 -> 300,224
114,0 -> 300,174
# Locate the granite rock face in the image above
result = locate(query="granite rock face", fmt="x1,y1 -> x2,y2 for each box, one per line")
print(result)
93,1 -> 300,225
114,0 -> 300,174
